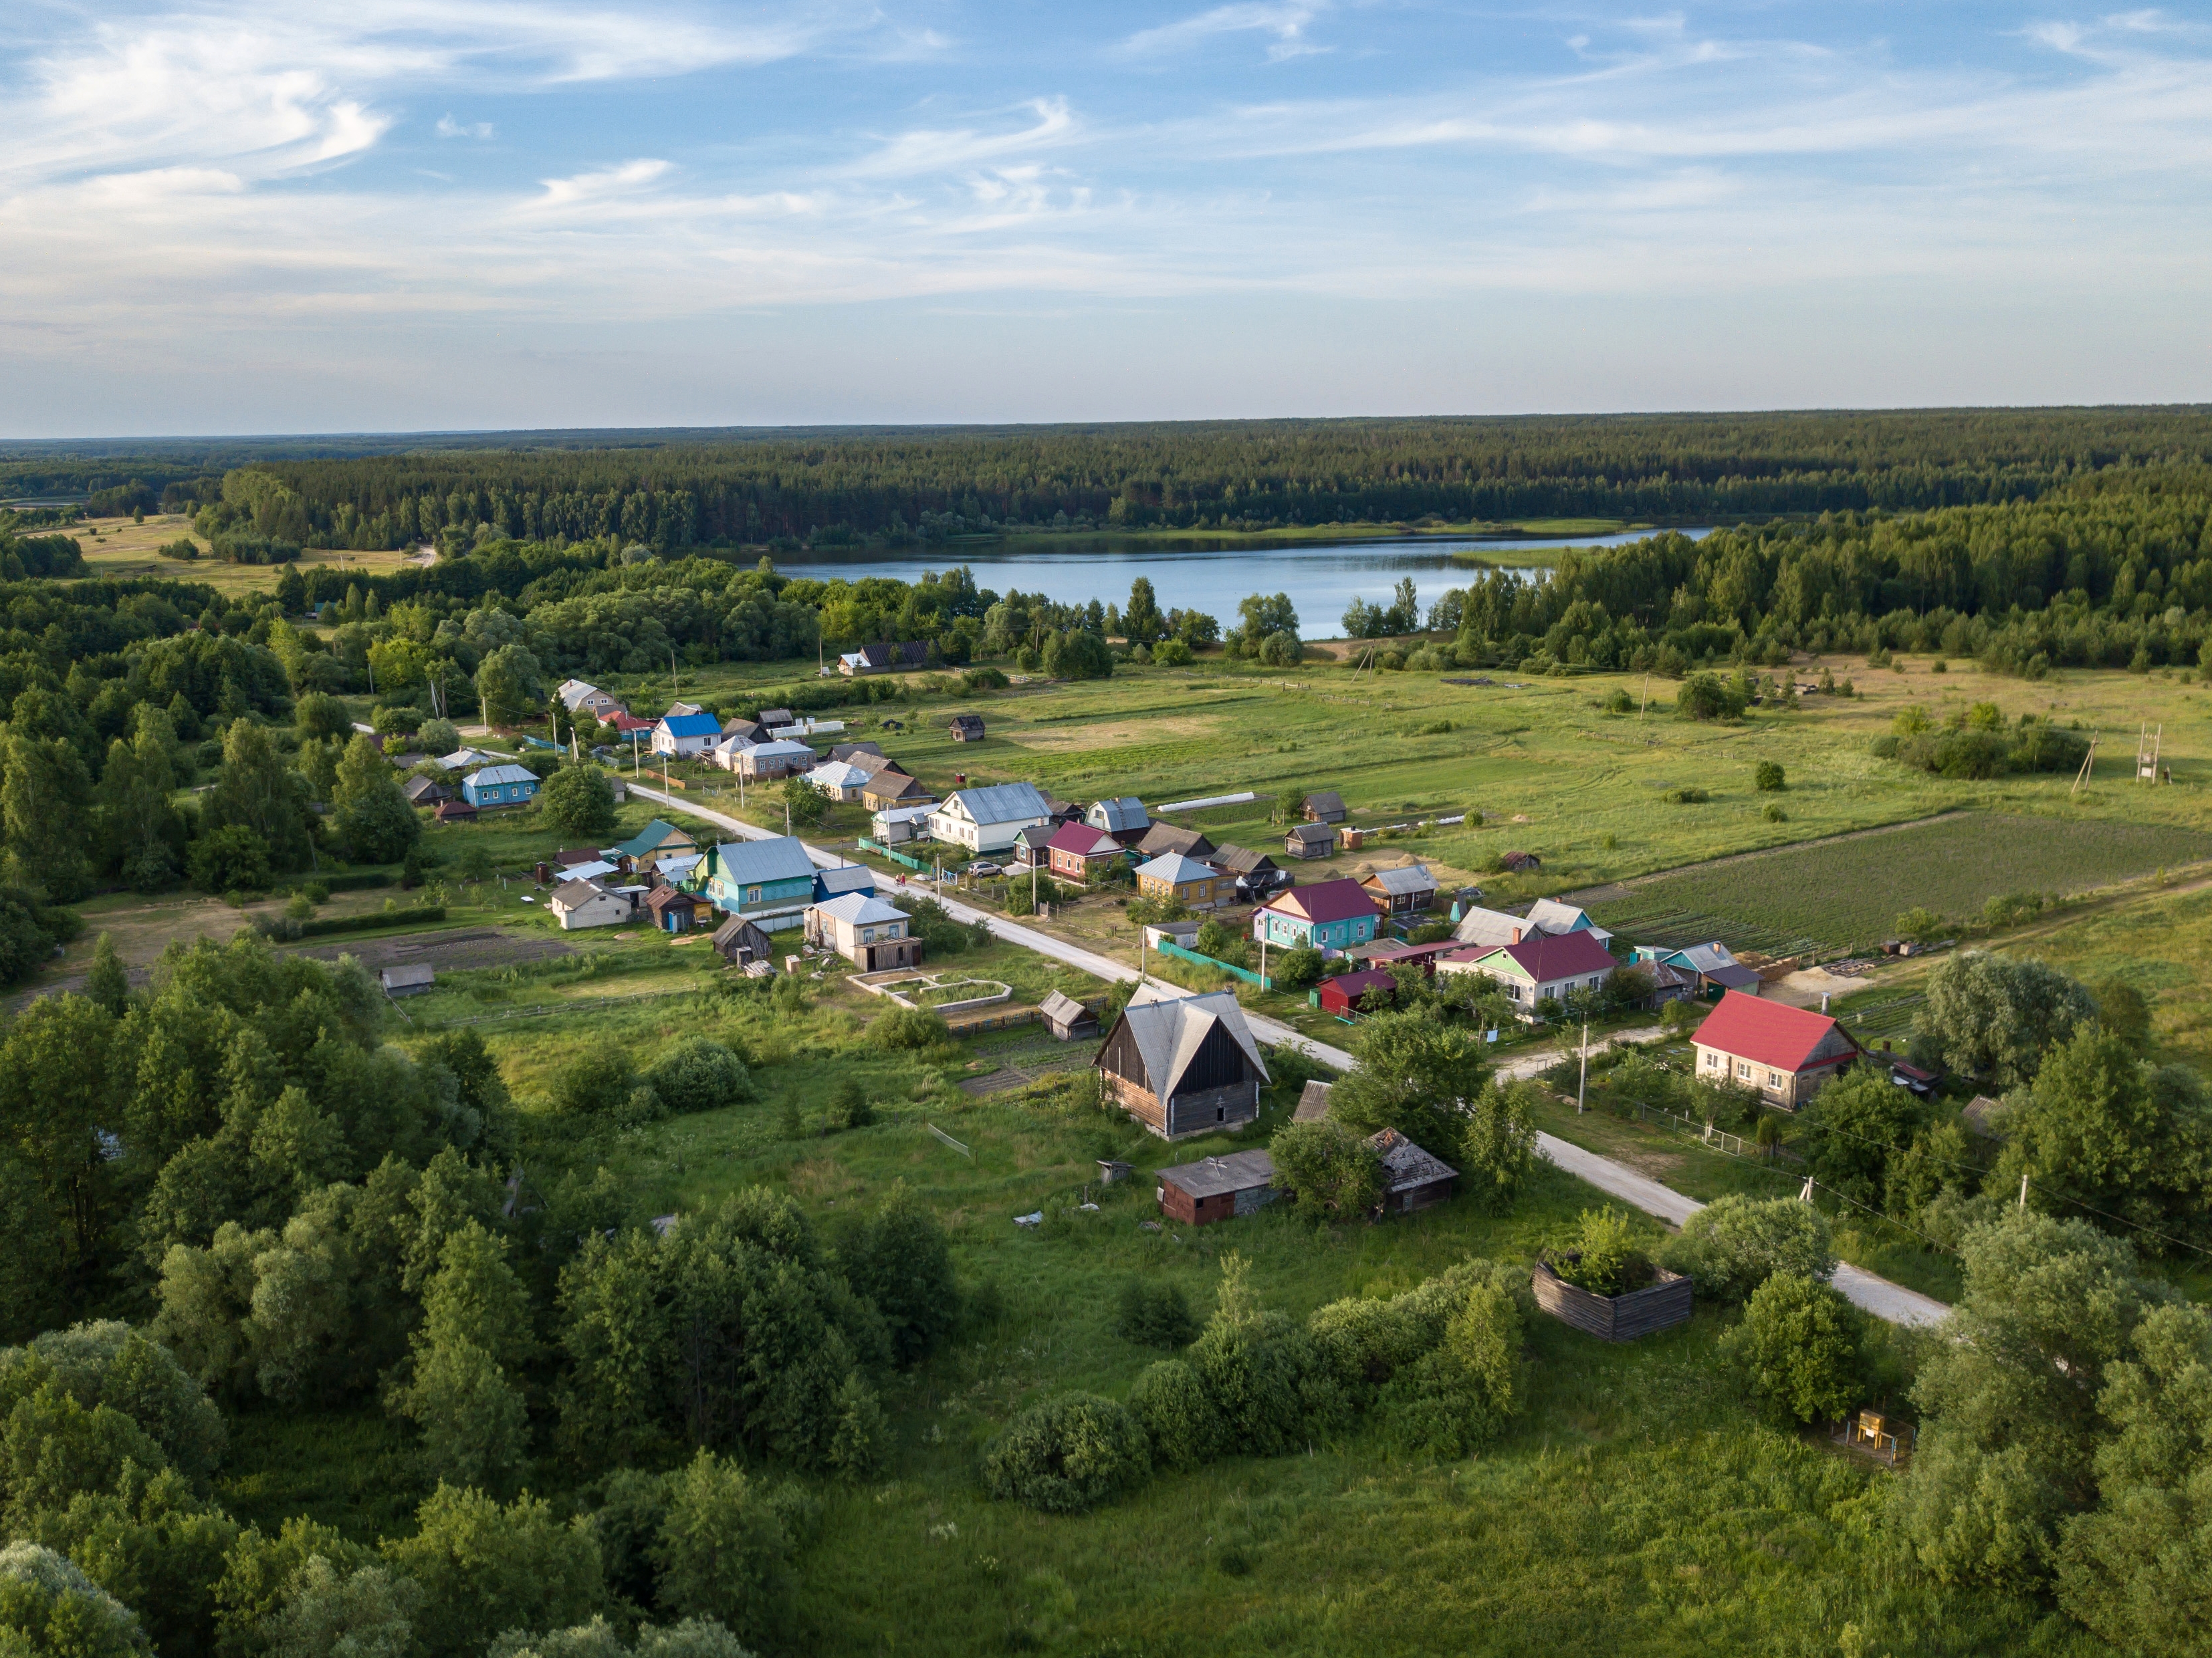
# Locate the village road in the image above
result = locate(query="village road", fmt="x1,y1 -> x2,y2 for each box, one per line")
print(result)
628,785 -> 1951,1328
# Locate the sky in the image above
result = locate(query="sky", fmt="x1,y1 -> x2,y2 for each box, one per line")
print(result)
5,1 -> 2212,435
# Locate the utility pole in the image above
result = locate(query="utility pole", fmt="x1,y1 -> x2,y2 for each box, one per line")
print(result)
1576,1009 -> 1589,1114
2019,1171 -> 2030,1209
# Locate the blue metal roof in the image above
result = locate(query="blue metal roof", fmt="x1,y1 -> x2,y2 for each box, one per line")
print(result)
709,836 -> 818,887
659,712 -> 722,738
467,764 -> 538,786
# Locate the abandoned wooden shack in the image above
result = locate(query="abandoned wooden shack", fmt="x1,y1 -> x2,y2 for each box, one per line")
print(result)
1155,1150 -> 1279,1226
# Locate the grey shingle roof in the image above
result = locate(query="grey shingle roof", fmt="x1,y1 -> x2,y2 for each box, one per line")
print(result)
1157,1149 -> 1277,1199
1367,1128 -> 1458,1192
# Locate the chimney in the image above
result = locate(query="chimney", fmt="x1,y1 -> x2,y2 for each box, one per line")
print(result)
1511,927 -> 1521,943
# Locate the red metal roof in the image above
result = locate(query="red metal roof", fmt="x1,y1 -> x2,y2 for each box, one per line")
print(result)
1484,930 -> 1616,981
1046,821 -> 1121,857
1264,877 -> 1381,925
1319,969 -> 1398,1006
1694,990 -> 1849,1074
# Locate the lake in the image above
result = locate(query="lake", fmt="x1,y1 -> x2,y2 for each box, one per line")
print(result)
777,529 -> 1709,632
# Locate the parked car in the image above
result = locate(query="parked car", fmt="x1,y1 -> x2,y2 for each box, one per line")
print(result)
968,860 -> 1005,878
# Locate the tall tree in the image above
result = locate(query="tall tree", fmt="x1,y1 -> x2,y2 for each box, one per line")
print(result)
332,735 -> 420,864
1,731 -> 92,901
203,720 -> 312,872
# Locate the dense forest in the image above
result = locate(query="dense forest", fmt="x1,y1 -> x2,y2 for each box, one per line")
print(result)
9,407 -> 2212,549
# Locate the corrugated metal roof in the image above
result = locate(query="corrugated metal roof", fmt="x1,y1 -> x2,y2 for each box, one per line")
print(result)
467,763 -> 538,786
1135,850 -> 1218,885
658,712 -> 722,737
709,836 -> 818,886
942,781 -> 1051,825
1363,864 -> 1437,895
1694,989 -> 1849,1073
812,891 -> 907,927
1264,877 -> 1379,924
1088,796 -> 1149,832
1157,1149 -> 1277,1200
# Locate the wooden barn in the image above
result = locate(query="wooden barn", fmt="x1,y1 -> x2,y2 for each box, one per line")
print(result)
1367,1128 -> 1458,1214
1155,1150 -> 1280,1227
1040,990 -> 1099,1041
1093,986 -> 1269,1139
710,914 -> 778,971
949,713 -> 987,742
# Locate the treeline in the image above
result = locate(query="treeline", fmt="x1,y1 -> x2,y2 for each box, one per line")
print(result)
0,938 -> 961,1657
34,408 -> 2210,550
1440,469 -> 2212,676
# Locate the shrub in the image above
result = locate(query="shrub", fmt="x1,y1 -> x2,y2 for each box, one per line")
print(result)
1150,637 -> 1194,667
1126,1360 -> 1222,1471
550,1052 -> 635,1118
1662,786 -> 1710,804
826,1080 -> 873,1131
189,825 -> 272,893
982,1395 -> 1151,1512
1378,1280 -> 1525,1457
1660,1194 -> 1837,1303
870,1005 -> 948,1051
1763,802 -> 1787,823
647,1039 -> 754,1114
1675,673 -> 1745,721
1753,761 -> 1785,791
1545,1208 -> 1651,1296
1115,1280 -> 1199,1349
1602,688 -> 1634,713
1256,630 -> 1303,667
1721,1273 -> 1863,1427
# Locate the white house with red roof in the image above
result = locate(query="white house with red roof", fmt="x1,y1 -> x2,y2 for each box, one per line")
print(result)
1252,877 -> 1383,952
1693,989 -> 1863,1107
1434,929 -> 1616,1016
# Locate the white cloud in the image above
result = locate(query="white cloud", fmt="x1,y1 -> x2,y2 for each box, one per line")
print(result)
437,114 -> 495,138
1120,2 -> 1327,62
526,157 -> 673,211
845,98 -> 1079,178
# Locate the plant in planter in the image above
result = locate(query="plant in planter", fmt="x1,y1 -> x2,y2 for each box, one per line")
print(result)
1543,1208 -> 1656,1297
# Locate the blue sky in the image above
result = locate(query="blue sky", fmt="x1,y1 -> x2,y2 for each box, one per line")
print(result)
5,1 -> 2211,435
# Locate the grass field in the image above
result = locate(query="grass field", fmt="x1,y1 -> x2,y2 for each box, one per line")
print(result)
67,512 -> 421,593
1583,812 -> 2212,955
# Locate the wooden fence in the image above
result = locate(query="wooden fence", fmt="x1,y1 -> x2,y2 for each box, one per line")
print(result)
1532,1261 -> 1694,1343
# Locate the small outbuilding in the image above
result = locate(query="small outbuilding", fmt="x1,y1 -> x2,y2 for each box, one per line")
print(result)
1155,1150 -> 1280,1227
643,884 -> 709,933
1292,1079 -> 1333,1122
709,913 -> 778,970
1040,989 -> 1099,1041
378,965 -> 436,996
949,713 -> 987,742
1316,968 -> 1397,1016
1135,822 -> 1216,861
1303,791 -> 1347,824
403,776 -> 449,807
433,799 -> 477,823
550,879 -> 633,931
1284,822 -> 1336,860
1367,1128 -> 1458,1215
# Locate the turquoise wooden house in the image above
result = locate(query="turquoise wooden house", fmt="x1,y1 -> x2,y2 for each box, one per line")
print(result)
700,836 -> 818,930
460,763 -> 540,810
1250,877 -> 1383,952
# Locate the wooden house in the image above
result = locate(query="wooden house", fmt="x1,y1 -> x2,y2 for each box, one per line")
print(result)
1434,931 -> 1616,1016
433,799 -> 477,823
948,713 -> 986,742
1040,990 -> 1099,1041
1284,822 -> 1335,860
1359,862 -> 1439,916
1134,851 -> 1233,911
861,769 -> 932,812
1011,824 -> 1055,870
403,775 -> 449,807
1135,822 -> 1216,860
1368,1129 -> 1458,1215
709,914 -> 778,971
1303,790 -> 1347,824
1317,968 -> 1396,1016
1045,822 -> 1126,884
1210,844 -> 1279,881
828,740 -> 886,763
1094,986 -> 1269,1139
611,819 -> 700,875
1155,1150 -> 1279,1226
1086,796 -> 1151,845
1692,990 -> 1862,1108
1252,878 -> 1381,951
699,836 -> 818,927
644,883 -> 711,933
460,764 -> 540,810
838,641 -> 930,676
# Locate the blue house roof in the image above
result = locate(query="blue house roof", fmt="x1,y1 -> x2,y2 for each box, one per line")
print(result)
814,864 -> 875,901
467,764 -> 538,787
659,712 -> 722,738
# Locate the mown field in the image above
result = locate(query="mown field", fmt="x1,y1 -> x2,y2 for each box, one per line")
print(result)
65,511 -> 421,591
1583,812 -> 2212,956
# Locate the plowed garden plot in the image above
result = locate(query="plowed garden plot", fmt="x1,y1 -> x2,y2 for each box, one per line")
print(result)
1587,812 -> 2212,953
296,927 -> 573,973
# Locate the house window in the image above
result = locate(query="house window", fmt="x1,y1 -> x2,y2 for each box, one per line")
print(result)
1737,1061 -> 1752,1078
747,887 -> 761,902
1768,1070 -> 1784,1087
1705,1052 -> 1721,1069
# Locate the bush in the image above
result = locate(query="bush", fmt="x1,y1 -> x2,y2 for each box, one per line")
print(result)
1544,1208 -> 1651,1296
538,765 -> 619,840
826,1079 -> 873,1131
1151,637 -> 1195,667
1660,1194 -> 1836,1304
1662,786 -> 1710,804
1115,1280 -> 1199,1349
1721,1273 -> 1863,1427
1256,630 -> 1303,667
189,825 -> 272,893
550,1052 -> 635,1118
1266,1119 -> 1384,1225
1754,761 -> 1785,791
982,1395 -> 1151,1512
1763,802 -> 1787,823
1126,1360 -> 1222,1471
1675,673 -> 1746,721
870,1005 -> 948,1051
647,1039 -> 754,1114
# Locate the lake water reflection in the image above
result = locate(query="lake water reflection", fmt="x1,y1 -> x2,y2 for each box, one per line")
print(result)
776,529 -> 1708,630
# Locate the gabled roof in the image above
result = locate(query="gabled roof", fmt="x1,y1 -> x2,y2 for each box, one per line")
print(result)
1047,821 -> 1122,858
722,717 -> 768,739
1285,822 -> 1335,846
1040,990 -> 1093,1025
1135,850 -> 1220,886
1210,844 -> 1275,875
613,819 -> 690,858
1014,824 -> 1055,848
561,860 -> 618,883
756,708 -> 794,725
744,739 -> 816,760
1263,877 -> 1379,925
467,763 -> 538,786
1526,897 -> 1608,939
1293,1079 -> 1333,1122
1113,985 -> 1269,1099
1363,864 -> 1438,896
711,913 -> 773,947
1705,963 -> 1765,992
948,712 -> 986,731
551,878 -> 620,909
1667,941 -> 1740,975
658,711 -> 722,739
1322,968 -> 1398,999
1367,1128 -> 1458,1192
644,884 -> 695,913
1087,796 -> 1149,832
402,776 -> 447,801
808,759 -> 874,792
863,772 -> 930,801
939,782 -> 1050,825
829,741 -> 887,763
1476,931 -> 1617,981
1455,906 -> 1545,948
812,891 -> 907,927
709,836 -> 818,887
1137,823 -> 1216,859
1305,791 -> 1345,814
1694,989 -> 1855,1074
439,747 -> 500,769
872,802 -> 936,825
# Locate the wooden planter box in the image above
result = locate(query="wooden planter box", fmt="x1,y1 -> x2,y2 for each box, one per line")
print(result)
1532,1260 -> 1693,1343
